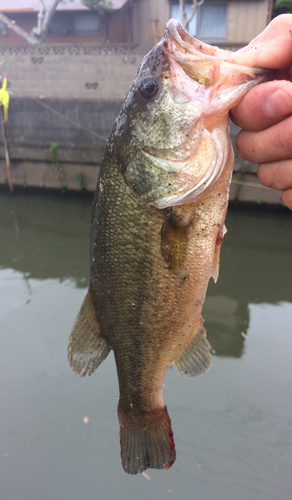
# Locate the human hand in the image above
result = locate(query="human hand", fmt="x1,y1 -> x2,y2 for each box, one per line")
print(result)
231,14 -> 292,209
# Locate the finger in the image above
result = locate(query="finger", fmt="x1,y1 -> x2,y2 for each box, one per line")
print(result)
233,14 -> 292,69
231,80 -> 292,131
282,188 -> 292,210
236,116 -> 292,163
257,159 -> 292,191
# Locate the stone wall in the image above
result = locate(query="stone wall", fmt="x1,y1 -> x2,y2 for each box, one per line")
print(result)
0,43 -> 143,191
0,43 -> 284,205
0,97 -> 123,191
0,43 -> 143,100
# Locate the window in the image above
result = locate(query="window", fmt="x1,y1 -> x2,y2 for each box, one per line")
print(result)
48,11 -> 100,36
170,3 -> 227,42
0,20 -> 7,36
199,4 -> 227,41
48,13 -> 72,35
73,12 -> 100,33
171,4 -> 198,35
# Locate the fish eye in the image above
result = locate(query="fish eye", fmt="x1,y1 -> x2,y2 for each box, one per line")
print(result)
139,76 -> 159,99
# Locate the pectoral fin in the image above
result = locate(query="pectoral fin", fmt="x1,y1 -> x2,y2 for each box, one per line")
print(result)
211,224 -> 227,283
161,210 -> 191,273
172,320 -> 212,378
68,288 -> 110,376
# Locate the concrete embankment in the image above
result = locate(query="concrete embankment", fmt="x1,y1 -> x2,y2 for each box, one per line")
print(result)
0,97 -> 120,192
0,42 -> 139,191
0,41 -> 284,206
0,100 -> 283,207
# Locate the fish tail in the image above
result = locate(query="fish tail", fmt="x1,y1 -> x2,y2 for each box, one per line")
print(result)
118,403 -> 176,474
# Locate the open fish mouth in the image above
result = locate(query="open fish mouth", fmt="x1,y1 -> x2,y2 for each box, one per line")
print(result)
141,20 -> 272,209
164,18 -> 269,86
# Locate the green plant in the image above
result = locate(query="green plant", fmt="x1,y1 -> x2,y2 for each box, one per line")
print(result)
75,172 -> 85,190
273,0 -> 292,10
49,144 -> 64,181
82,0 -> 113,14
273,0 -> 292,15
237,172 -> 246,183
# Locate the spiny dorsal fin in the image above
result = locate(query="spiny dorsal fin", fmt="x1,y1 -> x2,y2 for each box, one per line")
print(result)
172,319 -> 212,378
68,288 -> 110,377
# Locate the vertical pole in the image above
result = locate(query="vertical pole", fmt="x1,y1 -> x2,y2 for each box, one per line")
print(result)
1,104 -> 13,193
267,0 -> 273,24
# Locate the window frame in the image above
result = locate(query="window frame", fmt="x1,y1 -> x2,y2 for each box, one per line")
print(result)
48,11 -> 102,37
170,2 -> 228,43
73,12 -> 101,35
0,20 -> 8,37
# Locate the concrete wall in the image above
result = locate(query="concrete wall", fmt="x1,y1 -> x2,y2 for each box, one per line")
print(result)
0,97 -> 284,205
0,43 -> 143,100
0,44 -> 143,190
0,97 -> 123,191
0,31 -> 283,205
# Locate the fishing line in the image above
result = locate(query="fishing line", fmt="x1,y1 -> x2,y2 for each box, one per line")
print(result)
29,97 -> 108,142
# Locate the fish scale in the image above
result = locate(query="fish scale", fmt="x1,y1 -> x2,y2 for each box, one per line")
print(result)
68,19 -> 271,474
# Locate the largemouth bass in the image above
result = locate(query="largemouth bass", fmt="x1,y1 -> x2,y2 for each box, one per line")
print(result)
68,19 -> 269,474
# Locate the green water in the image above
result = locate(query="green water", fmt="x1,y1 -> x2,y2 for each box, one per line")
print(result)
1,191 -> 292,500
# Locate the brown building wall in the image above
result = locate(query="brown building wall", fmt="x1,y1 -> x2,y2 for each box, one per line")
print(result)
0,10 -> 130,45
0,13 -> 36,45
227,0 -> 269,43
132,0 -> 270,47
0,1 -> 270,47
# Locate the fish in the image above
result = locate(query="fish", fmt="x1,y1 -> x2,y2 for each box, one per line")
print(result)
68,19 -> 270,474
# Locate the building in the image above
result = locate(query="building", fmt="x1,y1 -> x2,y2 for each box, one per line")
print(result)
0,0 -> 273,193
0,0 -> 271,47
134,0 -> 271,48
0,0 -> 132,45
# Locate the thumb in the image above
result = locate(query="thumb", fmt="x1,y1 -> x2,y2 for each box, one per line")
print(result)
233,14 -> 292,69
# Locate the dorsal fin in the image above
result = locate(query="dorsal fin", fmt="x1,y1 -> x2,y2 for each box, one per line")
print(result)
172,319 -> 212,378
68,288 -> 110,377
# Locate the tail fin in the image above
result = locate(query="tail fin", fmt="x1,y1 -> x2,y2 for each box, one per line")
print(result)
118,403 -> 176,474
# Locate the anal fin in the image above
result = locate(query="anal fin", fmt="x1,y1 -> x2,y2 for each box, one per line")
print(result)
172,319 -> 212,378
68,287 -> 110,377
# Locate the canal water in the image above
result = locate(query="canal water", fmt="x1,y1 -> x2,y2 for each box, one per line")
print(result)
1,190 -> 292,500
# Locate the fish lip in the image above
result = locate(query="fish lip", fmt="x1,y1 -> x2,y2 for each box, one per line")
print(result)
164,18 -> 270,76
164,18 -> 230,60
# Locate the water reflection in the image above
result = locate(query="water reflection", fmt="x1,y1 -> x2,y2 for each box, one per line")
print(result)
0,191 -> 91,287
1,191 -> 292,499
1,192 -> 292,359
205,206 -> 292,357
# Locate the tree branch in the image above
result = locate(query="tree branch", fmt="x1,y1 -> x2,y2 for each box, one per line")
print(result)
32,0 -> 61,42
0,12 -> 38,44
179,0 -> 205,31
187,0 -> 205,27
0,0 -> 61,44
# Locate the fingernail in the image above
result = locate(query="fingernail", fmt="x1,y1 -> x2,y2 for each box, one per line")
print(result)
264,89 -> 292,118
